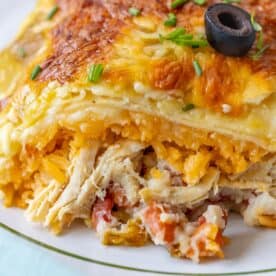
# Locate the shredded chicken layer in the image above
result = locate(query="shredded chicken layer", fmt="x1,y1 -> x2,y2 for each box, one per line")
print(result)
20,139 -> 276,262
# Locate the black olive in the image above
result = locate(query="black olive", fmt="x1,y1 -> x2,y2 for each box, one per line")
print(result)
204,4 -> 256,57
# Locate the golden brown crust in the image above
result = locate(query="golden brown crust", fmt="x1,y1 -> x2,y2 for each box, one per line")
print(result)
39,0 -> 168,83
150,58 -> 194,91
39,1 -> 124,83
39,1 -> 275,77
35,0 -> 275,113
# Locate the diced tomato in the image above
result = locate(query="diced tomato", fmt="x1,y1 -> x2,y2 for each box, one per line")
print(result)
215,229 -> 226,246
197,215 -> 206,225
186,223 -> 225,260
91,195 -> 114,229
143,202 -> 176,244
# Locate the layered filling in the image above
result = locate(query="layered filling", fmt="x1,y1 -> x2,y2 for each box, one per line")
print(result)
0,0 -> 275,264
16,137 -> 275,262
0,82 -> 274,262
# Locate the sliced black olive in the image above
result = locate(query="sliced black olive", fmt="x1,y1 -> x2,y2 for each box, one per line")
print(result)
204,4 -> 256,57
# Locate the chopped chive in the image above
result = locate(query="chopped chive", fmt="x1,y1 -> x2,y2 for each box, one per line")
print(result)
164,13 -> 177,27
222,0 -> 240,3
250,14 -> 262,32
18,47 -> 27,58
46,5 -> 59,20
171,0 -> 188,9
160,27 -> 208,47
161,27 -> 187,40
256,30 -> 264,50
182,103 -> 195,112
128,7 -> 141,16
193,60 -> 202,76
250,30 -> 269,60
88,64 -> 104,82
251,45 -> 269,60
31,65 -> 42,80
164,27 -> 186,38
193,0 -> 206,5
249,14 -> 268,60
175,39 -> 208,47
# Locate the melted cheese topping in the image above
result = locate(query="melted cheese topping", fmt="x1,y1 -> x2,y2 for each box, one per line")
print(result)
0,0 -> 274,213
0,1 -> 274,157
0,2 -> 275,263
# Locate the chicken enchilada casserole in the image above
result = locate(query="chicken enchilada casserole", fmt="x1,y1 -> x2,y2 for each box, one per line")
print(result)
0,0 -> 275,262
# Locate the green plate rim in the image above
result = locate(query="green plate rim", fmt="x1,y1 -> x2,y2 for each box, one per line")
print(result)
0,221 -> 275,276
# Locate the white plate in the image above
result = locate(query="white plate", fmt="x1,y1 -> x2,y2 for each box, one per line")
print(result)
0,1 -> 275,275
0,207 -> 276,275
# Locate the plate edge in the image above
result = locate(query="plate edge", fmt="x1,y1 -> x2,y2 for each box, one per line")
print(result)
0,222 -> 275,276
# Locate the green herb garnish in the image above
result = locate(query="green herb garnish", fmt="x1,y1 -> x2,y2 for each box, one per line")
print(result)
250,31 -> 269,60
249,16 -> 268,60
171,0 -> 188,9
160,28 -> 208,47
256,30 -> 264,50
128,7 -> 141,16
31,65 -> 42,80
193,0 -> 206,5
193,60 -> 202,76
222,0 -> 240,3
164,13 -> 177,27
251,14 -> 262,32
46,5 -> 59,20
18,47 -> 27,58
182,103 -> 195,112
88,64 -> 104,82
251,45 -> 269,61
160,28 -> 191,41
